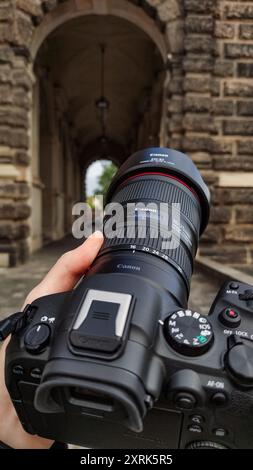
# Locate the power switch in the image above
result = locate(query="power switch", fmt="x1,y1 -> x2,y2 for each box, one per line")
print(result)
24,323 -> 51,354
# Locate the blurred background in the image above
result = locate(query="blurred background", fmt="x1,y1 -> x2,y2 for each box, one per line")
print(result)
0,0 -> 253,318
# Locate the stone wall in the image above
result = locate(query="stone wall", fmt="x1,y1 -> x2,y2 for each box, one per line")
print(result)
0,0 -> 80,266
0,1 -> 32,266
145,0 -> 253,267
0,0 -> 252,267
202,0 -> 253,265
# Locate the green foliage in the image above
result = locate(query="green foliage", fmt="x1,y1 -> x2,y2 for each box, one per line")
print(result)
94,162 -> 118,197
86,195 -> 96,209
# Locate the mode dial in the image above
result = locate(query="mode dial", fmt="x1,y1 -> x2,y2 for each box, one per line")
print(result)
164,310 -> 214,356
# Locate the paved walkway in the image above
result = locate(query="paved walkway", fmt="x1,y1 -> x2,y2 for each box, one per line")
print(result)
0,236 -> 220,320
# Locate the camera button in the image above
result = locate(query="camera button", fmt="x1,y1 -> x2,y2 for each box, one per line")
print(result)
24,323 -> 51,354
12,365 -> 24,376
188,424 -> 203,434
219,307 -> 241,328
211,392 -> 228,406
229,282 -> 239,290
213,428 -> 227,437
226,339 -> 253,385
190,414 -> 204,425
239,289 -> 253,301
174,392 -> 196,409
30,368 -> 42,380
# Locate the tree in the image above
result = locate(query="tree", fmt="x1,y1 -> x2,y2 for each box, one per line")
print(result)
94,162 -> 118,197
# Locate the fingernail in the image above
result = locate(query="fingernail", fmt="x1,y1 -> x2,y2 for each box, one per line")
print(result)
87,230 -> 104,240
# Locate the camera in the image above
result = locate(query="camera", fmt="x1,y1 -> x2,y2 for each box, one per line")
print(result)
3,148 -> 253,449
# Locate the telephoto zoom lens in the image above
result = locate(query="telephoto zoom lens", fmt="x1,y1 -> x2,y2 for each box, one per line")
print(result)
89,148 -> 210,305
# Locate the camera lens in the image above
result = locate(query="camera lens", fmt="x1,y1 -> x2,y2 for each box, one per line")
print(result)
91,147 -> 210,299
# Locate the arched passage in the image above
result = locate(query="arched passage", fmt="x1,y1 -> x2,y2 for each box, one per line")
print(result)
0,0 -> 191,267
32,6 -> 167,249
31,0 -> 168,62
86,159 -> 118,199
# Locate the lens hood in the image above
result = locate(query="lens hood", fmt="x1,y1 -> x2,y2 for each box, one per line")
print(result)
106,147 -> 210,234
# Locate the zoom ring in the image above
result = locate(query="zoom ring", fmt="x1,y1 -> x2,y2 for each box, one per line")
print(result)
101,227 -> 193,287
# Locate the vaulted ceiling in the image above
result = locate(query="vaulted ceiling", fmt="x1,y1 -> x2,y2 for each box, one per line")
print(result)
36,14 -> 164,154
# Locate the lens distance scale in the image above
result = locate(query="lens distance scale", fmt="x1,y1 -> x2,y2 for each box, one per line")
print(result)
164,309 -> 214,356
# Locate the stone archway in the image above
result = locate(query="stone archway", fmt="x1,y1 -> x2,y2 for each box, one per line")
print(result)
32,6 -> 168,250
0,0 -> 185,267
1,0 -> 253,272
30,0 -> 169,62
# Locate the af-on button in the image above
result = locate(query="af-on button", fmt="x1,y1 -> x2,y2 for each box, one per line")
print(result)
211,392 -> 228,406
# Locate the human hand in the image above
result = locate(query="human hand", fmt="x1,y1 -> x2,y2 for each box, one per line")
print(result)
0,232 -> 104,449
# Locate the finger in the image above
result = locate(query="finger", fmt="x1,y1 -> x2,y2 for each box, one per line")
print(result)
24,231 -> 104,305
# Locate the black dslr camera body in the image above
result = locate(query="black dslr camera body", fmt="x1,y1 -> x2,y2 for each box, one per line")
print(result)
4,148 -> 253,449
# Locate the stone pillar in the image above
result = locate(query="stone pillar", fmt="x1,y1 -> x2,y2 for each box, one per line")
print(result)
181,0 -> 222,254
30,75 -> 44,252
157,0 -> 184,149
149,69 -> 166,146
39,71 -> 55,244
53,89 -> 66,241
167,54 -> 184,149
62,121 -> 80,234
0,0 -> 35,266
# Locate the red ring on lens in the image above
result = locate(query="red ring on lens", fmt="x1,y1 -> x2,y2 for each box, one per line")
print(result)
121,172 -> 199,201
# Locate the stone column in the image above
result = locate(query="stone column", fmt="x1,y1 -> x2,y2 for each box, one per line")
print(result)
181,0 -> 223,252
30,73 -> 44,252
62,121 -> 81,234
149,69 -> 166,146
53,86 -> 68,240
167,54 -> 184,149
39,71 -> 55,244
0,0 -> 35,266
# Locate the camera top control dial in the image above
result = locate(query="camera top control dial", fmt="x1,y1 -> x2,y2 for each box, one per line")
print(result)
164,310 -> 214,356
